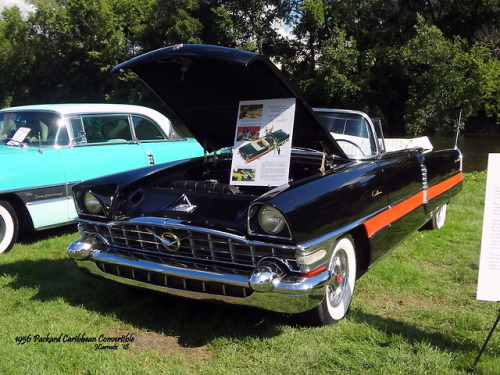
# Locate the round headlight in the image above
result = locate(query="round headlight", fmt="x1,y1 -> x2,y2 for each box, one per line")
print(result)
83,192 -> 103,214
258,205 -> 286,234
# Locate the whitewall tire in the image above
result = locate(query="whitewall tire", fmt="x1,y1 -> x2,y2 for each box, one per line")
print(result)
431,204 -> 447,230
301,235 -> 357,326
0,201 -> 18,253
423,203 -> 448,231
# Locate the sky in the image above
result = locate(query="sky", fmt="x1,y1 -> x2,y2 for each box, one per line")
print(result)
1,0 -> 35,17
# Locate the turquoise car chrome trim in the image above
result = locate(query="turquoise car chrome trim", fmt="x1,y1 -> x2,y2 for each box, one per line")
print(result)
16,185 -> 70,202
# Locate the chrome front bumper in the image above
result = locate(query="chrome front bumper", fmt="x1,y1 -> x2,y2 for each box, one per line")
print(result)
67,236 -> 331,314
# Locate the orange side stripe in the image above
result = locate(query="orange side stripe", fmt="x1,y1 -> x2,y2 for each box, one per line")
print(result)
364,192 -> 424,237
388,191 -> 425,224
364,210 -> 390,238
427,172 -> 463,200
364,172 -> 462,237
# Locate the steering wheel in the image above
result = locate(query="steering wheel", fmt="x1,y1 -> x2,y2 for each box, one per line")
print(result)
336,139 -> 366,156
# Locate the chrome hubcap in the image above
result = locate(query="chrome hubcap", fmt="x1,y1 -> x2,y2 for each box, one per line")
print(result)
327,249 -> 349,307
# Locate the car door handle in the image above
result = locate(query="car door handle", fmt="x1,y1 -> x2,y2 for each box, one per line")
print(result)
147,152 -> 155,165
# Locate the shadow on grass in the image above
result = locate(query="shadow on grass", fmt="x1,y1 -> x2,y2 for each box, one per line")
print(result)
349,308 -> 480,354
17,224 -> 78,245
0,257 -> 287,346
1,250 -> 482,353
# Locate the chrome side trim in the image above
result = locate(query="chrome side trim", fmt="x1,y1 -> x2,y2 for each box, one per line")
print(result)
25,196 -> 69,206
0,182 -> 72,194
421,164 -> 429,203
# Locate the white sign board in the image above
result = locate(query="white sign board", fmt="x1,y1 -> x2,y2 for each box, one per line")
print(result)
6,126 -> 31,145
230,98 -> 295,187
477,153 -> 500,302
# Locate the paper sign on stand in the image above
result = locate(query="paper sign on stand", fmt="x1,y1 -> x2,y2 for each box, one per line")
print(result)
6,127 -> 31,145
477,153 -> 500,302
230,98 -> 295,187
473,155 -> 500,369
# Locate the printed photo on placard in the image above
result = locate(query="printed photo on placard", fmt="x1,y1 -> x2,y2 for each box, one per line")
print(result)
235,126 -> 260,142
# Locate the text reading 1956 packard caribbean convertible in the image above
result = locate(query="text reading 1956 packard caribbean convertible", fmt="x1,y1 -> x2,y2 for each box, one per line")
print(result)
67,44 -> 462,326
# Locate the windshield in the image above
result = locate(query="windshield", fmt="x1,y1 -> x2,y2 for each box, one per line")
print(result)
315,111 -> 377,158
0,111 -> 69,147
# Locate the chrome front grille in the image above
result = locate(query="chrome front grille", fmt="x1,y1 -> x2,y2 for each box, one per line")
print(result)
84,222 -> 299,271
96,262 -> 252,298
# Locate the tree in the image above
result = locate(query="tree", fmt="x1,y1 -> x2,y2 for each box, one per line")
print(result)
399,16 -> 498,134
299,30 -> 365,108
138,0 -> 202,51
111,0 -> 156,57
426,0 -> 500,46
23,0 -> 130,103
295,0 -> 326,72
197,0 -> 289,55
0,0 -> 497,134
0,6 -> 34,107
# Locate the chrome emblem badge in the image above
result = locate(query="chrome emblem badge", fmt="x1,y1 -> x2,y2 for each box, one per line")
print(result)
160,232 -> 181,252
146,228 -> 187,252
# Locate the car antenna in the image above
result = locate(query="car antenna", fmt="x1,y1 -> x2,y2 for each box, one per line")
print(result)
454,109 -> 462,149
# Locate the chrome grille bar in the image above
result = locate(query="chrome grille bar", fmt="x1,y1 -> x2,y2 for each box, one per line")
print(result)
96,262 -> 252,298
82,222 -> 299,271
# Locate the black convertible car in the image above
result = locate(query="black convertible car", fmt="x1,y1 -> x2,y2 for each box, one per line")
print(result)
67,44 -> 462,326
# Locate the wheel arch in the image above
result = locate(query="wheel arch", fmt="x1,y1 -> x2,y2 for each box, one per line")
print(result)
347,225 -> 371,277
0,193 -> 34,232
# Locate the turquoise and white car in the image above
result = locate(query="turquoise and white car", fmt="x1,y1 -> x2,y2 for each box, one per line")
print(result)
0,103 -> 204,252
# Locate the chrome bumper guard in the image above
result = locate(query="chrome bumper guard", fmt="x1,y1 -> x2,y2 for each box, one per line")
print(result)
67,235 -> 330,314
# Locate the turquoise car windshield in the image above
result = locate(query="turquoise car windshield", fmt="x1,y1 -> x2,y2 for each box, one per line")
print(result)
0,111 -> 69,147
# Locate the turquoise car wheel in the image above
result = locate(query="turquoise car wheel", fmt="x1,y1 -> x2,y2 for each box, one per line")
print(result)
0,201 -> 18,253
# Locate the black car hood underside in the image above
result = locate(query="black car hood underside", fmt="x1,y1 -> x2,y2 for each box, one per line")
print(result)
111,44 -> 346,157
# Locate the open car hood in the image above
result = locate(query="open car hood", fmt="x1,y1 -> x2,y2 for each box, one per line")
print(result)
111,44 -> 346,157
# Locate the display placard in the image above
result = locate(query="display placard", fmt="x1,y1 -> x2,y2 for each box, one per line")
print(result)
6,127 -> 31,145
230,98 -> 295,187
477,153 -> 500,302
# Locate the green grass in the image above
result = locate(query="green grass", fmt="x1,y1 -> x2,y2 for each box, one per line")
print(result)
1,172 -> 498,374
